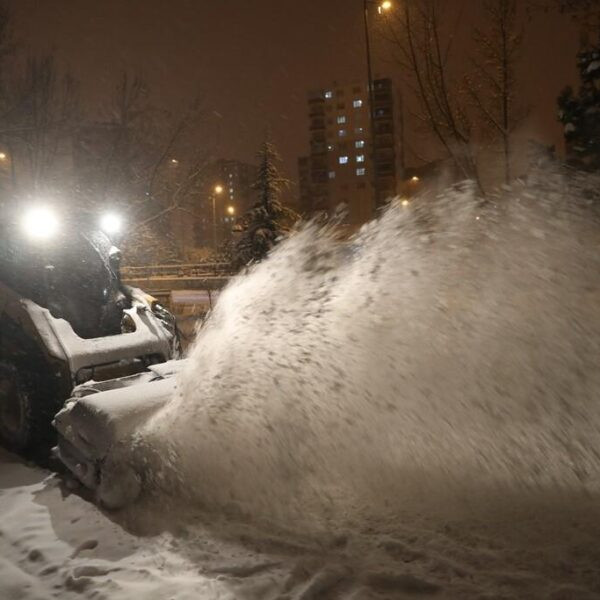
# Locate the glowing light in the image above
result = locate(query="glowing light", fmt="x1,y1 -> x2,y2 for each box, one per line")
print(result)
411,176 -> 420,183
0,152 -> 7,161
378,0 -> 393,13
214,185 -> 224,194
401,199 -> 410,207
226,206 -> 235,215
100,213 -> 122,235
23,206 -> 59,240
170,158 -> 179,164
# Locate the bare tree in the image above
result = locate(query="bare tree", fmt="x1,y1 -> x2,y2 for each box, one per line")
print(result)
0,2 -> 16,195
528,1 -> 600,42
387,0 -> 483,191
99,72 -> 149,202
5,53 -> 79,194
133,94 -> 212,232
559,0 -> 600,43
0,7 -> 78,196
71,71 -> 158,212
73,70 -> 216,263
466,0 -> 528,183
555,0 -> 600,16
77,71 -> 212,222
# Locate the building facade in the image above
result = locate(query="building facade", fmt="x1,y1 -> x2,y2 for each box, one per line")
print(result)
298,78 -> 399,227
191,158 -> 258,249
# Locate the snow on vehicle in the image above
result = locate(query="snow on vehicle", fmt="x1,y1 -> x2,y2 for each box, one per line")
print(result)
53,359 -> 182,508
0,204 -> 180,456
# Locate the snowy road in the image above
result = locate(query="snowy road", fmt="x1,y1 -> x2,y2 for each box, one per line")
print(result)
2,449 -> 600,599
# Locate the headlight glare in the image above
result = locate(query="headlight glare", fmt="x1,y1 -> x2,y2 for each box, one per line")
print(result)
100,213 -> 122,235
22,206 -> 59,240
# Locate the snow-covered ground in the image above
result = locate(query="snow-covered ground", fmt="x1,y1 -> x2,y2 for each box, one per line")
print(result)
3,447 -> 600,599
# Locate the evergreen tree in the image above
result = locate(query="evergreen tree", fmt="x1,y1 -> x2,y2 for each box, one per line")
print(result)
234,141 -> 298,267
558,44 -> 600,171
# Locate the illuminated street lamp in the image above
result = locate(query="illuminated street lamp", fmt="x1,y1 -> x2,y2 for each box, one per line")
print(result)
363,0 -> 393,210
411,176 -> 420,183
0,152 -> 7,161
226,205 -> 235,216
378,0 -> 393,14
212,184 -> 224,249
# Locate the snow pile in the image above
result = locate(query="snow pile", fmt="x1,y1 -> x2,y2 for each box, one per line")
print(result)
0,450 -> 235,600
5,170 -> 600,599
5,442 -> 600,598
142,172 -> 600,528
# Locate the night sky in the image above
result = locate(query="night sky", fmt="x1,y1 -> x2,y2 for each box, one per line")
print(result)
10,0 -> 581,184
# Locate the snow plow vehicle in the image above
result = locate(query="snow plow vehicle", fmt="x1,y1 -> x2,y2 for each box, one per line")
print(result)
54,359 -> 183,508
0,204 -> 180,457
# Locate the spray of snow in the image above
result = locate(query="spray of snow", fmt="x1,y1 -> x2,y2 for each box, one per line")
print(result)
142,170 -> 600,528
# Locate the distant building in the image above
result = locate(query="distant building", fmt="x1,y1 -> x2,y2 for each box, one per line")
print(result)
298,78 -> 400,227
297,155 -> 311,216
190,158 -> 258,249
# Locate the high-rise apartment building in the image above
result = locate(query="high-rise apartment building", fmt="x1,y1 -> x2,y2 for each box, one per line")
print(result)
298,78 -> 398,226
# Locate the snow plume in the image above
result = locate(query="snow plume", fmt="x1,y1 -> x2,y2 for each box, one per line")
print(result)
144,171 -> 600,528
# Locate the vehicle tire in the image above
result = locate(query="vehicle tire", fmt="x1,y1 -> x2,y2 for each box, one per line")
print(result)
0,361 -> 58,457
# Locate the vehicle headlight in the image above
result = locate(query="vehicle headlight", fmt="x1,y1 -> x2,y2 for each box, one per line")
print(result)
22,206 -> 60,240
100,213 -> 122,236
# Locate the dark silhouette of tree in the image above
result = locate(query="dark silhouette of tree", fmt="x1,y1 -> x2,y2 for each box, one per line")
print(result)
73,72 -> 213,264
234,140 -> 298,268
387,1 -> 483,191
466,0 -> 529,184
558,43 -> 600,171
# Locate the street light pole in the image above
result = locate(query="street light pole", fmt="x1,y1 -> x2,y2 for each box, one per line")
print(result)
212,184 -> 223,250
211,193 -> 217,250
363,0 -> 378,211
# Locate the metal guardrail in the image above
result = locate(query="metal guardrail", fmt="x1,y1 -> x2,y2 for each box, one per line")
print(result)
120,262 -> 234,279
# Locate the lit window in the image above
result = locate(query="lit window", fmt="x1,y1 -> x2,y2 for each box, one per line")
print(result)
229,187 -> 234,193
355,127 -> 364,134
339,156 -> 349,164
338,129 -> 347,137
327,144 -> 334,151
356,155 -> 365,163
353,99 -> 363,108
328,170 -> 336,179
337,115 -> 346,124
325,90 -> 333,99
229,173 -> 233,179
355,140 -> 365,148
356,168 -> 366,176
